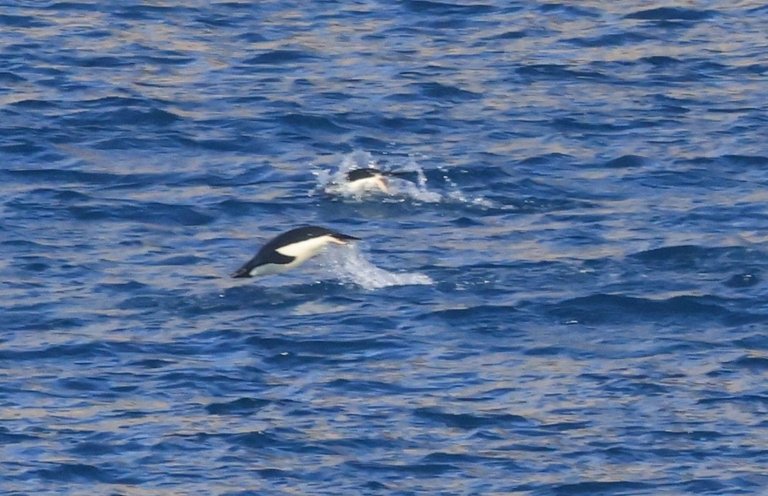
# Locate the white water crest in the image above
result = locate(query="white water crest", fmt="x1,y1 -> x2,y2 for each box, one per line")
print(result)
318,244 -> 433,290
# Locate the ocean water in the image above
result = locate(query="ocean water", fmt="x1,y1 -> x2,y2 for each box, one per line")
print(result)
2,1 -> 768,494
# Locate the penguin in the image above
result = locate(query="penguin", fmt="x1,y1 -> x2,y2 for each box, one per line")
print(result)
345,168 -> 391,194
341,168 -> 414,195
232,226 -> 359,278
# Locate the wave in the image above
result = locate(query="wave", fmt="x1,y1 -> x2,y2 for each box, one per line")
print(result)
548,293 -> 768,326
625,7 -> 717,21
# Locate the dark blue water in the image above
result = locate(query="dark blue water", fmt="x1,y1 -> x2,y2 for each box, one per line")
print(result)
2,1 -> 768,494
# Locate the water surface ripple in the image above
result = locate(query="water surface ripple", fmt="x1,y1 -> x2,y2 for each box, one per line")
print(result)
2,1 -> 767,495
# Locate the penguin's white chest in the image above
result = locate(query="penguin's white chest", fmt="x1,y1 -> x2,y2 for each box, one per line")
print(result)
276,235 -> 339,266
346,176 -> 388,194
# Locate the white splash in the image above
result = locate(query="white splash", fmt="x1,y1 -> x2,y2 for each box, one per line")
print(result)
313,150 -> 442,202
313,150 -> 496,208
441,172 -> 495,208
318,244 -> 433,290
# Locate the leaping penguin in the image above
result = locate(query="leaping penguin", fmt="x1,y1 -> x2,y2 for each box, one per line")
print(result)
232,226 -> 359,278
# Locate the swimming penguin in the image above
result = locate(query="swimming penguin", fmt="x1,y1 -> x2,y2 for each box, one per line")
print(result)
342,168 -> 415,195
232,226 -> 360,278
345,168 -> 391,194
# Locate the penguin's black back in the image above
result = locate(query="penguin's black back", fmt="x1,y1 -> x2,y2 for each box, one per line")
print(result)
262,226 -> 349,252
347,168 -> 382,182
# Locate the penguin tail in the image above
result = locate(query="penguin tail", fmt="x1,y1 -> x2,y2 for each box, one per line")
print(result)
231,266 -> 252,278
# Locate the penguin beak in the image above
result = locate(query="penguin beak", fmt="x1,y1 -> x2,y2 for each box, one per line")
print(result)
329,233 -> 360,245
